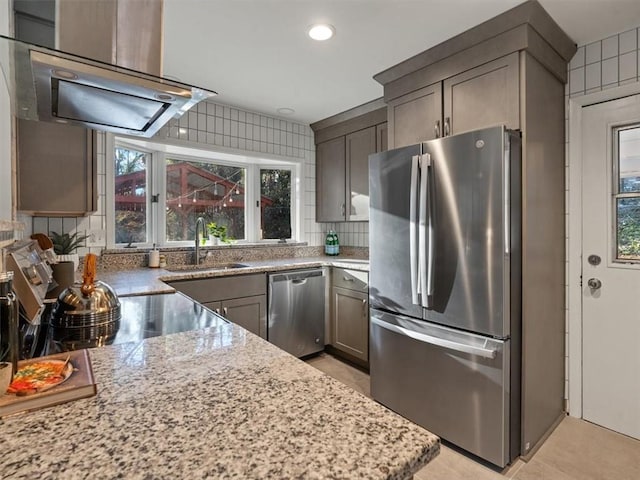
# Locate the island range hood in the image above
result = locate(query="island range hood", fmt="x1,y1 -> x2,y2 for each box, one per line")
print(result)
0,34 -> 217,137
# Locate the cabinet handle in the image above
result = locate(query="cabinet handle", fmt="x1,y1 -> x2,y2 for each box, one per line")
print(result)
434,120 -> 440,138
362,298 -> 367,316
215,308 -> 221,315
223,307 -> 228,317
343,276 -> 354,282
341,203 -> 346,217
444,117 -> 451,137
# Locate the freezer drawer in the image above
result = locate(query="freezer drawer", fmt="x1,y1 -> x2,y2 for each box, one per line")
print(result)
370,309 -> 513,467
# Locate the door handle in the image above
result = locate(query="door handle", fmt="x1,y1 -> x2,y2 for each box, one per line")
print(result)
372,316 -> 497,359
587,278 -> 602,290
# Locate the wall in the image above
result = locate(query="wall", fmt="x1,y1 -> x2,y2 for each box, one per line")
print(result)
565,26 -> 640,403
0,0 -> 12,222
21,101 -> 324,254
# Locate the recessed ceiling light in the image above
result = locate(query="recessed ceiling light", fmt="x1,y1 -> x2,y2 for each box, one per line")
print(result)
277,107 -> 295,115
308,24 -> 335,41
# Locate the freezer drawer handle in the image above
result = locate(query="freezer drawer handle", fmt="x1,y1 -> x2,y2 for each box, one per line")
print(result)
371,316 -> 497,359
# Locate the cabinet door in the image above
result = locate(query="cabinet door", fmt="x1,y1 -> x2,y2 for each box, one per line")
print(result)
316,136 -> 346,222
221,295 -> 267,339
17,120 -> 97,216
346,127 -> 376,221
387,83 -> 442,148
443,52 -> 520,135
376,122 -> 388,152
202,301 -> 222,315
332,286 -> 369,362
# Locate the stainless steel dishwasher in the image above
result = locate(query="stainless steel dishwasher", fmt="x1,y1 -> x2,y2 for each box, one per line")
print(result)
268,268 -> 325,357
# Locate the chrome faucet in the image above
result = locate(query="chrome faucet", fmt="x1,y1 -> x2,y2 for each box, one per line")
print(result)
194,216 -> 207,265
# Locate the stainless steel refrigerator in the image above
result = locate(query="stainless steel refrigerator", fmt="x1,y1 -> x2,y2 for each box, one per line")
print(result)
368,125 -> 521,467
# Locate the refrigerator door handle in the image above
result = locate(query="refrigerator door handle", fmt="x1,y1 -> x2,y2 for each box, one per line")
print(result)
419,153 -> 434,308
371,316 -> 497,359
410,155 -> 420,305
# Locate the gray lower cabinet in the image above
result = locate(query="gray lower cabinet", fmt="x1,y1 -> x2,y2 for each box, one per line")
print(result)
331,268 -> 369,364
169,273 -> 267,339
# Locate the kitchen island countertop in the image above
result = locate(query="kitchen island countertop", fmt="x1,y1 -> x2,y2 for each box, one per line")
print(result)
1,321 -> 439,479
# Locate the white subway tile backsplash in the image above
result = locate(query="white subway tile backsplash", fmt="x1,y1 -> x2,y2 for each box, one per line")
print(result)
619,29 -> 637,54
569,67 -> 585,94
602,57 -> 619,85
215,105 -> 224,117
585,63 -> 601,90
602,35 -> 619,59
585,41 -> 601,64
238,111 -> 246,123
619,51 -> 637,81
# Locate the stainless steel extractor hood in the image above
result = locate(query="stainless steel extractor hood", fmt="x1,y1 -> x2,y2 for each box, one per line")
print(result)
0,34 -> 217,137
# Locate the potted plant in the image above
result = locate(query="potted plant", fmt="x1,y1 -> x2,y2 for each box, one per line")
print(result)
206,222 -> 230,245
50,231 -> 89,271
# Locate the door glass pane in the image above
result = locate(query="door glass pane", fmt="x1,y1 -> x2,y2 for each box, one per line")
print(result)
618,127 -> 640,193
165,159 -> 245,242
617,197 -> 640,260
114,147 -> 149,244
260,169 -> 291,239
616,125 -> 640,261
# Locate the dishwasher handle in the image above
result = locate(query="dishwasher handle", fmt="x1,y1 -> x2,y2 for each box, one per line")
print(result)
269,269 -> 325,283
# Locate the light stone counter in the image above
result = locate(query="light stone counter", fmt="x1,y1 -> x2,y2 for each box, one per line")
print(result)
1,324 -> 439,479
100,257 -> 369,297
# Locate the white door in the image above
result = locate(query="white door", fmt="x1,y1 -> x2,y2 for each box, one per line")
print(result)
582,94 -> 640,440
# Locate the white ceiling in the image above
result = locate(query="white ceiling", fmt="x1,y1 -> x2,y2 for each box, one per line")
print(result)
163,0 -> 640,125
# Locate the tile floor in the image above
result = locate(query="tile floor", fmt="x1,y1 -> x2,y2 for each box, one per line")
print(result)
305,352 -> 640,480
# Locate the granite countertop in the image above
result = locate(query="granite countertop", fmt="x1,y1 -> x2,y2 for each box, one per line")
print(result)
2,324 -> 439,479
100,256 -> 369,296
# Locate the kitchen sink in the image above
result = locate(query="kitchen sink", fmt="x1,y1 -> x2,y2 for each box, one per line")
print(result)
165,263 -> 249,272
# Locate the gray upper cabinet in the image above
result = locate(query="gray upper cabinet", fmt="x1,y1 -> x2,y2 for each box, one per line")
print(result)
17,121 -> 97,216
312,101 -> 387,223
14,0 -> 97,216
373,0 -> 577,459
386,53 -> 519,149
346,126 -> 376,221
443,53 -> 520,136
316,136 -> 346,222
388,83 -> 442,148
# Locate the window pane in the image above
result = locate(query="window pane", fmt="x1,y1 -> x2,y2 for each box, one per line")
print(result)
114,147 -> 148,244
617,197 -> 640,260
260,169 -> 291,239
619,127 -> 640,193
165,159 -> 245,242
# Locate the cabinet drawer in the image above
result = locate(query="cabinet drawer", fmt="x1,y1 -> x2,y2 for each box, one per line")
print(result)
332,268 -> 368,293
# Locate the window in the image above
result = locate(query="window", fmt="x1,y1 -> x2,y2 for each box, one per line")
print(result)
260,169 -> 292,240
108,138 -> 298,247
615,125 -> 640,261
166,158 -> 246,242
114,147 -> 150,245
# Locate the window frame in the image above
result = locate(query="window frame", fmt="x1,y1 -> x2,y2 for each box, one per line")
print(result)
106,134 -> 301,248
612,123 -> 640,264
